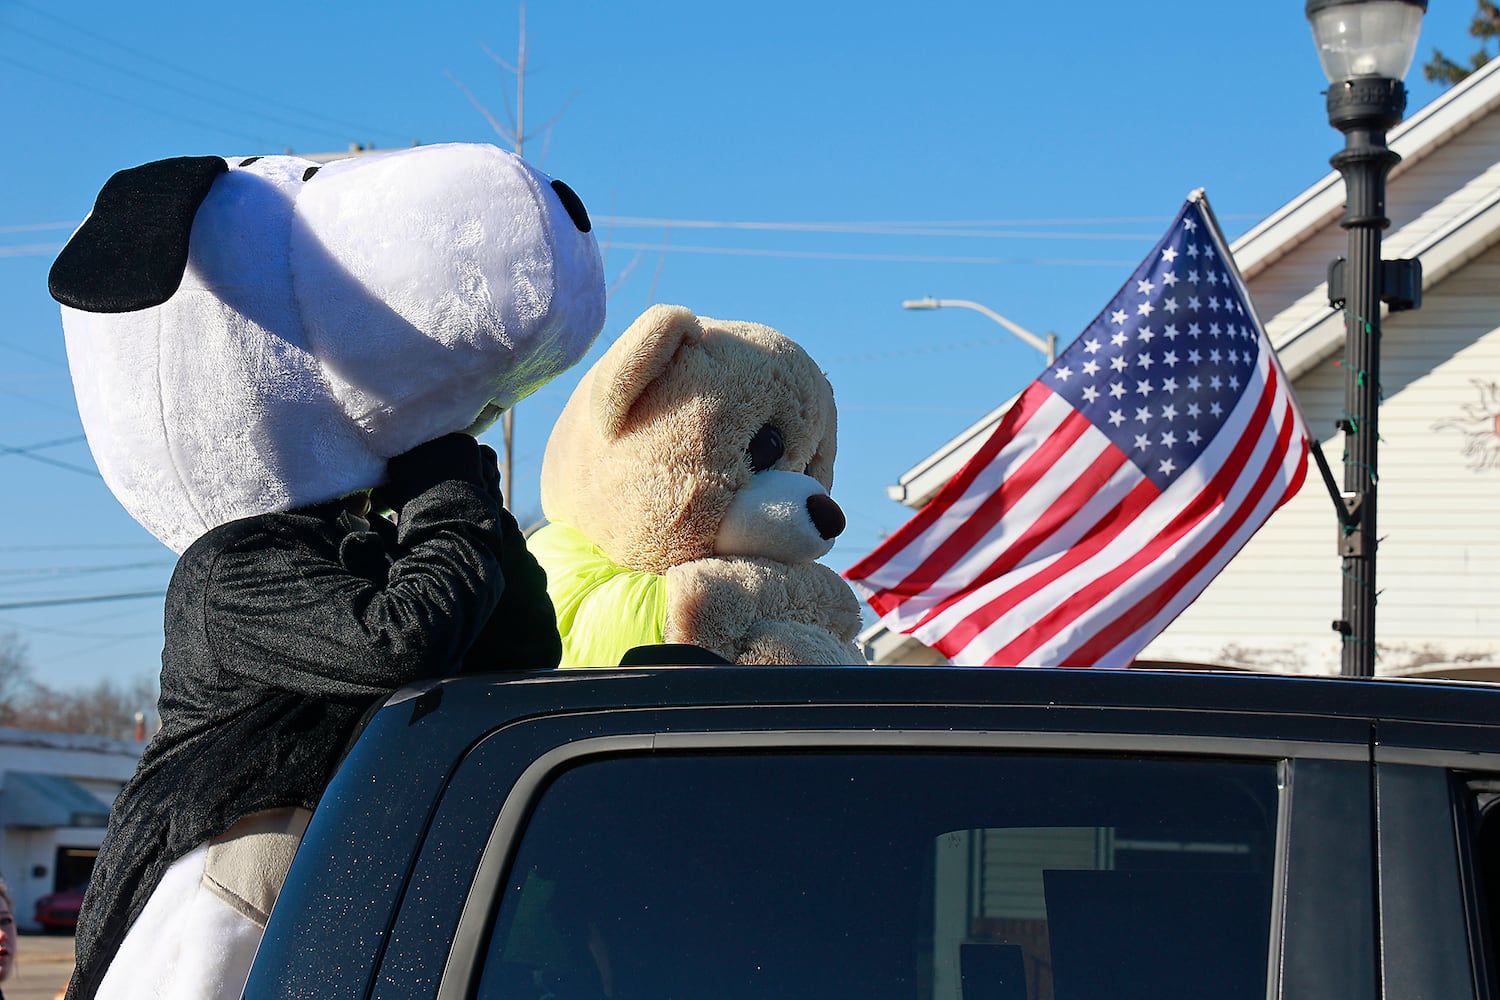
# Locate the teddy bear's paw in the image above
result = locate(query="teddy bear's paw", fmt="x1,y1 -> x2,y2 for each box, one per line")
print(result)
775,561 -> 865,643
664,557 -> 780,653
737,622 -> 863,666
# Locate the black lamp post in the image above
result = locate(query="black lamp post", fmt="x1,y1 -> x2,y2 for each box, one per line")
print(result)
1305,0 -> 1426,677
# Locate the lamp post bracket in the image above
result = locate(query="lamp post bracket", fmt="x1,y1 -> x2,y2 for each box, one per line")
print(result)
1324,256 -> 1422,311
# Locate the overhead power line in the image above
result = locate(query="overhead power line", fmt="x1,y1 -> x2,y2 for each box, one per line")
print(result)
5,236 -> 1142,266
4,214 -> 1254,243
7,24 -> 355,145
0,615 -> 157,642
0,223 -> 75,234
0,560 -> 172,586
0,543 -> 161,552
8,0 -> 409,146
0,53 -> 277,147
0,241 -> 66,258
0,437 -> 99,477
598,218 -> 1162,240
603,242 -> 1135,267
0,341 -> 66,368
0,590 -> 165,611
7,434 -> 85,450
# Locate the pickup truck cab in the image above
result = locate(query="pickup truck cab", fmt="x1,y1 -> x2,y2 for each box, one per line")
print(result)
244,665 -> 1500,1000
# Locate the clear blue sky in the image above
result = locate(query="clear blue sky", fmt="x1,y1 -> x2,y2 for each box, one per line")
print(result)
0,0 -> 1481,693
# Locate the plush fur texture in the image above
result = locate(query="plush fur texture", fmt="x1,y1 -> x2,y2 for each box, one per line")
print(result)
53,143 -> 605,553
538,304 -> 864,665
94,846 -> 261,1000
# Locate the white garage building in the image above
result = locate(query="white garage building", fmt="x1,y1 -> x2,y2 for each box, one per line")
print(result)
0,726 -> 141,930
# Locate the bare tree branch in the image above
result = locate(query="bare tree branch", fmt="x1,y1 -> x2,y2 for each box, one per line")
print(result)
480,41 -> 519,76
0,631 -> 31,720
607,252 -> 646,300
0,628 -> 159,738
445,69 -> 514,144
648,225 -> 672,305
522,94 -> 577,148
478,42 -> 520,136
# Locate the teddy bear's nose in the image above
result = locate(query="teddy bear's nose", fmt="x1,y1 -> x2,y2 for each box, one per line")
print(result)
807,493 -> 846,540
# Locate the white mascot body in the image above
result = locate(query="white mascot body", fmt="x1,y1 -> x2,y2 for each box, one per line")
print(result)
49,143 -> 605,1000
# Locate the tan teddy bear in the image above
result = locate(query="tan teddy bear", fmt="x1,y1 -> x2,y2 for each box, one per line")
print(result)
531,303 -> 865,666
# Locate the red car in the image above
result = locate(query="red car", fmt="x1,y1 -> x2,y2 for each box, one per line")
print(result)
33,884 -> 87,933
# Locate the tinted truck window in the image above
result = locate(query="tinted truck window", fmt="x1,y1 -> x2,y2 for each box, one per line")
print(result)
476,752 -> 1278,1000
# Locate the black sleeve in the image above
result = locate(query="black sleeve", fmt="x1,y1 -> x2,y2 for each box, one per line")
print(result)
461,506 -> 563,673
207,475 -> 509,699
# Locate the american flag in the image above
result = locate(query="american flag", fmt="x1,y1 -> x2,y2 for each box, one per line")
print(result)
845,194 -> 1309,667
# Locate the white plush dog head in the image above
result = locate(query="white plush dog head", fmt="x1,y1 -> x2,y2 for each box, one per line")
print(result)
50,143 -> 606,552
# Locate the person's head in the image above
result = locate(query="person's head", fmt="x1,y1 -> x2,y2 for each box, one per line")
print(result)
0,875 -> 15,981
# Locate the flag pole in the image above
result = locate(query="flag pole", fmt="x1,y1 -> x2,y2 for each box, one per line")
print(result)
1192,191 -> 1346,511
1191,188 -> 1362,648
1190,190 -> 1314,432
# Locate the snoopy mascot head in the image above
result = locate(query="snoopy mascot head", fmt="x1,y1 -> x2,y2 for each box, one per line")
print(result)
49,142 -> 606,552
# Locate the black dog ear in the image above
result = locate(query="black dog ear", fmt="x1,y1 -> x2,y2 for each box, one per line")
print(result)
48,156 -> 228,313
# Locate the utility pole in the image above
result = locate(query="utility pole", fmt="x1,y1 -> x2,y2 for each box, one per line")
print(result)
448,2 -> 563,508
501,6 -> 526,504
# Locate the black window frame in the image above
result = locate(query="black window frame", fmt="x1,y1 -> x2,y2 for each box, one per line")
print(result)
1372,734 -> 1500,1000
385,729 -> 1375,1000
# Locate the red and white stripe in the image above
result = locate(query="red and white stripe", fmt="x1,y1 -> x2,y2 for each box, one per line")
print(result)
846,347 -> 1307,667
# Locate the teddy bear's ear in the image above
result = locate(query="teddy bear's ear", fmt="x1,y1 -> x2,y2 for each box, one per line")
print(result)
49,156 -> 228,314
590,304 -> 703,439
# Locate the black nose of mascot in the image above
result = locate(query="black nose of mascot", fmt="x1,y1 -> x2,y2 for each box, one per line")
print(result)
807,493 -> 846,540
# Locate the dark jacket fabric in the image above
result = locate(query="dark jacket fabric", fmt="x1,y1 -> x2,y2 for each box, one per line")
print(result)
67,435 -> 560,1000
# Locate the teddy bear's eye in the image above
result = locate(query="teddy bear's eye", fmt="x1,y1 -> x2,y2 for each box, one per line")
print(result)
747,424 -> 785,473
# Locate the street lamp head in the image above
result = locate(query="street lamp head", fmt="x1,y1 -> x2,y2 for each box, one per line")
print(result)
901,297 -> 941,311
1306,0 -> 1426,84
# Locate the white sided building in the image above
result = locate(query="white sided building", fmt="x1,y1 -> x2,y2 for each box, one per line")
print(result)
0,727 -> 142,930
868,61 -> 1500,677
